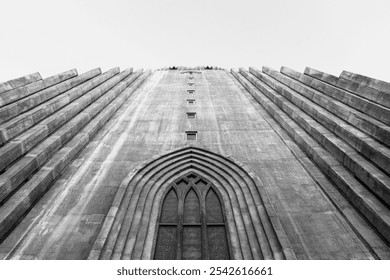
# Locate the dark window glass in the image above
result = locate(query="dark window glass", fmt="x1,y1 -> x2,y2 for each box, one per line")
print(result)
187,112 -> 196,119
184,189 -> 201,224
187,99 -> 195,104
207,225 -> 229,260
154,226 -> 177,260
182,226 -> 202,260
154,173 -> 230,259
206,189 -> 224,223
160,189 -> 178,223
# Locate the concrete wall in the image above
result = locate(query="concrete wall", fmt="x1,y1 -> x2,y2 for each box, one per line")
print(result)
0,68 -> 389,259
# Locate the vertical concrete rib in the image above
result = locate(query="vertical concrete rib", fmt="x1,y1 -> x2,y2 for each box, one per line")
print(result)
0,68 -> 134,204
0,68 -> 101,125
283,67 -> 390,125
340,71 -> 390,95
231,68 -> 390,245
0,68 -> 120,173
0,73 -> 42,95
0,70 -> 77,107
0,68 -> 150,243
0,68 -> 122,145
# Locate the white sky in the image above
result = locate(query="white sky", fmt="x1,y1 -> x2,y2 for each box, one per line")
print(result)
1,0 -> 389,81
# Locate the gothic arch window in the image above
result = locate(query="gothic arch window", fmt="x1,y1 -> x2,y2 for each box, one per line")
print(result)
154,173 -> 230,260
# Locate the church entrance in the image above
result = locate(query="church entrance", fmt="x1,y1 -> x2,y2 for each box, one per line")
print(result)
153,172 -> 230,260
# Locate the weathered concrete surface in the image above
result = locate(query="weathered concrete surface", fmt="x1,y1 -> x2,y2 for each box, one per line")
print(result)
0,68 -> 101,125
288,67 -> 390,126
305,68 -> 390,109
0,72 -> 41,95
230,71 -> 390,258
250,67 -> 390,206
341,70 -> 390,95
0,70 -> 77,108
263,67 -> 390,176
0,70 -> 382,259
232,67 -> 390,259
0,70 -> 149,247
233,67 -> 390,247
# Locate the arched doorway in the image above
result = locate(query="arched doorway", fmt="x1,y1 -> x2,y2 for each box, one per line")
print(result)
154,172 -> 230,260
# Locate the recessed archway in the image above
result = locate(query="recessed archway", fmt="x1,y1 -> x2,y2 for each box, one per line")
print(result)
88,146 -> 287,260
153,172 -> 231,260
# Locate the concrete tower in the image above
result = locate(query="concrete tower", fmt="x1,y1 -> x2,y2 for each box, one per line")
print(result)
0,66 -> 389,259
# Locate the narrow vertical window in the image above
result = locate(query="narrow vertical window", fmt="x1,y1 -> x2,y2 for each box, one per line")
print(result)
154,188 -> 179,260
183,189 -> 201,223
206,189 -> 229,259
182,189 -> 202,260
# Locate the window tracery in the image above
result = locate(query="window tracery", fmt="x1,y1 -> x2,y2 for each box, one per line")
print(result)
154,173 -> 230,260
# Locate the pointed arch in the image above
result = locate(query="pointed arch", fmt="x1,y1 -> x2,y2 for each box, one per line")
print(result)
206,187 -> 224,224
88,146 -> 288,260
153,172 -> 231,260
160,187 -> 179,224
183,188 -> 201,224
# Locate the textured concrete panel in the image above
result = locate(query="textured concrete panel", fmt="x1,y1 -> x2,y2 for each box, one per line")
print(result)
0,67 -> 389,260
0,72 -> 41,95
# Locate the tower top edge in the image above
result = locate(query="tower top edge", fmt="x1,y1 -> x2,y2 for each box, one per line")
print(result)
156,66 -> 226,71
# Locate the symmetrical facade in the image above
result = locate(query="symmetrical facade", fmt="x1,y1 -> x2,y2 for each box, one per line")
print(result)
0,66 -> 389,259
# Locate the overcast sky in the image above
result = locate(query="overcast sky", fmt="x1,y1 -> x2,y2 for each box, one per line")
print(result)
1,0 -> 389,81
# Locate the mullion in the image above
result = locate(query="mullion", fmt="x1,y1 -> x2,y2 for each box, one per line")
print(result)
201,183 -> 212,259
186,180 -> 204,260
177,183 -> 185,260
158,174 -> 230,260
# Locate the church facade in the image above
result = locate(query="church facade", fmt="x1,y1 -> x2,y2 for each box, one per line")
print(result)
0,66 -> 389,259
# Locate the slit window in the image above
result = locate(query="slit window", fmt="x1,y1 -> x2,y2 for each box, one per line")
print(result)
186,131 -> 197,140
186,112 -> 196,119
187,89 -> 195,94
187,99 -> 196,105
